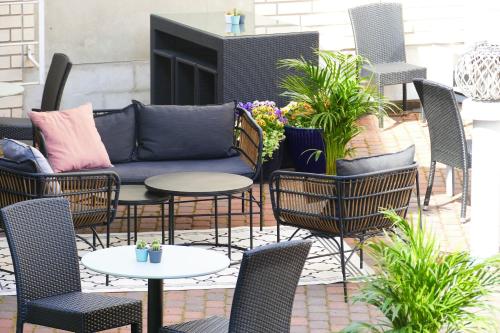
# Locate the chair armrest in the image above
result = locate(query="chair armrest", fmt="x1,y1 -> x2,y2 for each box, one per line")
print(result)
0,167 -> 121,230
234,107 -> 263,180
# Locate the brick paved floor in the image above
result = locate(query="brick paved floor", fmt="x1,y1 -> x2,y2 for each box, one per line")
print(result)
1,113 -> 498,332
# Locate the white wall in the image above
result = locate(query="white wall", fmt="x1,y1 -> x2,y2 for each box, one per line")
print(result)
254,0 -> 468,101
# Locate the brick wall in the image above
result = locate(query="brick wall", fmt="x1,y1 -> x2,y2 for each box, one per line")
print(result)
0,0 -> 35,118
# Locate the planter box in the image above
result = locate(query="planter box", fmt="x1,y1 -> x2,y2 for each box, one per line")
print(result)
262,140 -> 284,180
284,126 -> 325,174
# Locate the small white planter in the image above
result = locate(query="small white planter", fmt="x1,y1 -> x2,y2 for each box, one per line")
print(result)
225,15 -> 232,24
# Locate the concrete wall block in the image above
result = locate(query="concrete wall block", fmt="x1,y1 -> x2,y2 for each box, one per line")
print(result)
10,28 -> 21,41
11,107 -> 23,117
60,93 -> 105,110
0,5 -> 10,15
131,90 -> 150,105
133,61 -> 150,91
277,1 -> 312,15
9,4 -> 21,15
64,63 -> 135,95
23,15 -> 35,28
0,15 -> 21,29
0,45 -> 22,56
0,109 -> 11,117
103,91 -> 134,109
0,29 -> 9,42
0,68 -> 22,81
23,27 -> 35,40
23,4 -> 35,14
10,54 -> 22,67
0,55 -> 10,68
0,94 -> 22,109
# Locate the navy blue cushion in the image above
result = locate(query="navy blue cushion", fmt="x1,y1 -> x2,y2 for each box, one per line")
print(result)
135,101 -> 237,161
336,145 -> 415,176
94,104 -> 136,163
0,157 -> 37,173
96,156 -> 254,184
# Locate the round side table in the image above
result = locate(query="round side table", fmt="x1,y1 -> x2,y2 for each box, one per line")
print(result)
145,172 -> 254,259
118,185 -> 170,245
82,245 -> 229,333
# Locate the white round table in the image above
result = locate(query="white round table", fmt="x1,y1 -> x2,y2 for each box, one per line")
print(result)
82,245 -> 230,333
0,82 -> 24,98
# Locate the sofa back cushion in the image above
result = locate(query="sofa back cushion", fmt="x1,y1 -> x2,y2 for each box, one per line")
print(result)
28,103 -> 112,172
135,101 -> 237,161
94,104 -> 136,163
336,145 -> 415,176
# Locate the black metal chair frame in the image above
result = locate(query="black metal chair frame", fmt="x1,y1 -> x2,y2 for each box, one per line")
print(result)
269,165 -> 420,301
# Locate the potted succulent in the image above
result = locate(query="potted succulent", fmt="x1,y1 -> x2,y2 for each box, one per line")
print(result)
279,50 -> 394,175
238,101 -> 286,180
225,8 -> 242,25
135,240 -> 148,262
342,211 -> 500,333
148,239 -> 163,263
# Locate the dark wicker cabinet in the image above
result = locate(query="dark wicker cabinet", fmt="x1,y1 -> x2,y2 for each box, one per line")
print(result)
150,13 -> 319,106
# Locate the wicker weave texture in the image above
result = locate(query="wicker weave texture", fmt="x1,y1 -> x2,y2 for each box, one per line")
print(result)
349,2 -> 406,64
1,198 -> 142,333
0,169 -> 120,230
269,166 -> 418,237
413,78 -> 470,220
161,240 -> 311,333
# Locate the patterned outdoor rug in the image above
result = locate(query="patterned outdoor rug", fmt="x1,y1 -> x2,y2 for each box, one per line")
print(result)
0,226 -> 372,295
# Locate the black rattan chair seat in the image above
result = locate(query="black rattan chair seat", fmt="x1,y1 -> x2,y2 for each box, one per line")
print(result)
26,291 -> 142,332
161,316 -> 229,333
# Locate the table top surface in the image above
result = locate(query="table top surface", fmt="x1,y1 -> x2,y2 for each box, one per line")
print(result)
118,185 -> 170,205
154,12 -> 305,38
0,82 -> 24,98
82,245 -> 230,279
145,171 -> 253,196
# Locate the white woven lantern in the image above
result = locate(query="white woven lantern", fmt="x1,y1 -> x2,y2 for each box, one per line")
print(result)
454,42 -> 500,101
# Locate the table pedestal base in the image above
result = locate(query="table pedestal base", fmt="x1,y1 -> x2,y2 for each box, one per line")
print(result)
148,279 -> 164,333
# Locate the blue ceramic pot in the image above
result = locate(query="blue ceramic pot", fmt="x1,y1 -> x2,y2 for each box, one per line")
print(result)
135,248 -> 148,262
262,140 -> 284,180
149,249 -> 163,263
231,15 -> 240,24
284,126 -> 326,174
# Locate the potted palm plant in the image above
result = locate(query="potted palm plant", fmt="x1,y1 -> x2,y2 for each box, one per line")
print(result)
342,211 -> 500,333
279,50 -> 393,174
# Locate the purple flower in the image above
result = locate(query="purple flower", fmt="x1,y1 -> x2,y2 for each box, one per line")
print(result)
237,101 -> 253,112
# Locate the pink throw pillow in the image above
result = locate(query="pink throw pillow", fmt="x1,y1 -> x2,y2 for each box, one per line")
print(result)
28,103 -> 112,172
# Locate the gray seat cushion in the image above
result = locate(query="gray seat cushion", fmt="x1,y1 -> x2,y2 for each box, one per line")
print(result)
102,156 -> 254,184
362,62 -> 427,85
336,145 -> 415,176
135,101 -> 237,161
0,157 -> 37,173
94,104 -> 136,163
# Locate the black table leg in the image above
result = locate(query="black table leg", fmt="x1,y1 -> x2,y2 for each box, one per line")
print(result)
249,188 -> 253,249
148,279 -> 163,333
169,195 -> 175,245
134,205 -> 138,244
228,195 -> 232,260
127,205 -> 131,245
161,203 -> 166,245
214,195 -> 219,246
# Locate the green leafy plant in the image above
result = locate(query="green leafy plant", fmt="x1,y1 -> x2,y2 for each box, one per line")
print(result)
279,50 -> 394,174
342,211 -> 500,333
136,240 -> 147,250
150,240 -> 161,252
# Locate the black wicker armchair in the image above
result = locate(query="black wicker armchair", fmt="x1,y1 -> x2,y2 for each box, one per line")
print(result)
160,240 -> 311,333
269,165 -> 420,300
1,198 -> 142,333
0,164 -> 120,249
